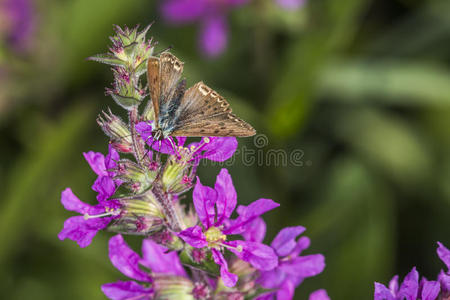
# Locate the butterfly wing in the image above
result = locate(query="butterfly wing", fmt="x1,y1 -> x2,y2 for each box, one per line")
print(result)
171,82 -> 256,137
159,52 -> 184,108
147,57 -> 161,123
147,52 -> 184,127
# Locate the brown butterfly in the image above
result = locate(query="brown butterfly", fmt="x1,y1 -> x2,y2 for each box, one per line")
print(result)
146,52 -> 256,140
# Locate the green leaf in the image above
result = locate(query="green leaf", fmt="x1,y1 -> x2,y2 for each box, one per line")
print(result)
110,94 -> 141,110
87,53 -> 125,67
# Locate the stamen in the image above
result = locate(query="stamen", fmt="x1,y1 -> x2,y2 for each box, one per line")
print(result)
186,137 -> 212,160
220,243 -> 243,252
83,208 -> 121,220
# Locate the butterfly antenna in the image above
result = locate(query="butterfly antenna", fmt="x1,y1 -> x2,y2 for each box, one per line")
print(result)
154,45 -> 173,56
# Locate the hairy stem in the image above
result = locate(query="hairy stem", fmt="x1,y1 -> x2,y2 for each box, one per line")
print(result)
152,181 -> 183,232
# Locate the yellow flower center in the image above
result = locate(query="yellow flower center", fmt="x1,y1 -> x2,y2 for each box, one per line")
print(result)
205,226 -> 226,248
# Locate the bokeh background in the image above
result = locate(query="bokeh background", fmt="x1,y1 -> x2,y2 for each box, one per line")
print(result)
1,0 -> 449,299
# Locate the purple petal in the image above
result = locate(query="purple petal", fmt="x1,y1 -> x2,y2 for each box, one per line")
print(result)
60,188 -> 92,214
108,235 -> 152,282
211,249 -> 238,287
135,122 -> 153,140
200,137 -> 237,162
199,15 -> 228,58
152,137 -> 178,155
58,216 -> 110,248
437,242 -> 450,271
309,289 -> 330,300
93,176 -> 116,202
240,215 -> 266,243
275,0 -> 306,10
214,168 -> 237,224
438,270 -> 450,294
389,275 -> 399,295
83,151 -> 107,176
105,144 -> 120,171
374,282 -> 395,300
227,240 -> 278,271
276,279 -> 295,300
420,279 -> 440,300
271,226 -> 306,257
193,177 -> 217,228
280,254 -> 325,279
2,0 -> 34,50
178,226 -> 208,248
291,236 -> 311,257
101,281 -> 153,300
257,268 -> 286,289
160,0 -> 208,23
223,198 -> 279,235
397,267 -> 419,300
141,239 -> 187,277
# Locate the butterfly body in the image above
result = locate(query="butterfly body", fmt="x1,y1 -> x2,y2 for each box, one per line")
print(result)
146,52 -> 256,139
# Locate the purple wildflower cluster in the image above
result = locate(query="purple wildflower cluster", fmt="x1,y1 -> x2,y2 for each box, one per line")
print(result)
0,0 -> 34,51
160,0 -> 306,57
58,25 -> 327,300
374,242 -> 450,300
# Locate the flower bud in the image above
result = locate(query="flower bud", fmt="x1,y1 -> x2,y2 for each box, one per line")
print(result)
107,190 -> 165,235
97,109 -> 132,153
115,159 -> 157,193
153,275 -> 195,300
162,158 -> 194,194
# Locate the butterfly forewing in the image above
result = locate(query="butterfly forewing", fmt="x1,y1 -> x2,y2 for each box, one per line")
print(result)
147,57 -> 161,123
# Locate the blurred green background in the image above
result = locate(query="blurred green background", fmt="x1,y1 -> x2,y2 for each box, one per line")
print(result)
0,0 -> 449,299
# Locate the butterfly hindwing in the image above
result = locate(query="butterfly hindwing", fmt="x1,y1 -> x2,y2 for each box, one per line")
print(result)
159,52 -> 184,108
172,113 -> 256,137
171,82 -> 255,137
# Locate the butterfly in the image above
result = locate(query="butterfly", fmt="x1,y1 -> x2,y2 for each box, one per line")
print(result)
146,52 -> 256,141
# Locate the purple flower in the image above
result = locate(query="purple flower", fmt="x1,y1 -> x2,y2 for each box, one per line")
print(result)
83,145 -> 121,202
437,242 -> 450,297
58,188 -> 121,247
102,234 -> 188,300
136,121 -> 237,162
0,0 -> 34,51
374,268 -> 440,300
178,168 -> 279,287
160,0 -> 249,57
58,146 -> 122,247
374,242 -> 450,300
254,225 -> 325,300
309,289 -> 331,300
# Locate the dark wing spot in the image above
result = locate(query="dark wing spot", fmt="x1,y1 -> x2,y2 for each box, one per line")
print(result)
218,122 -> 225,126
214,129 -> 220,134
